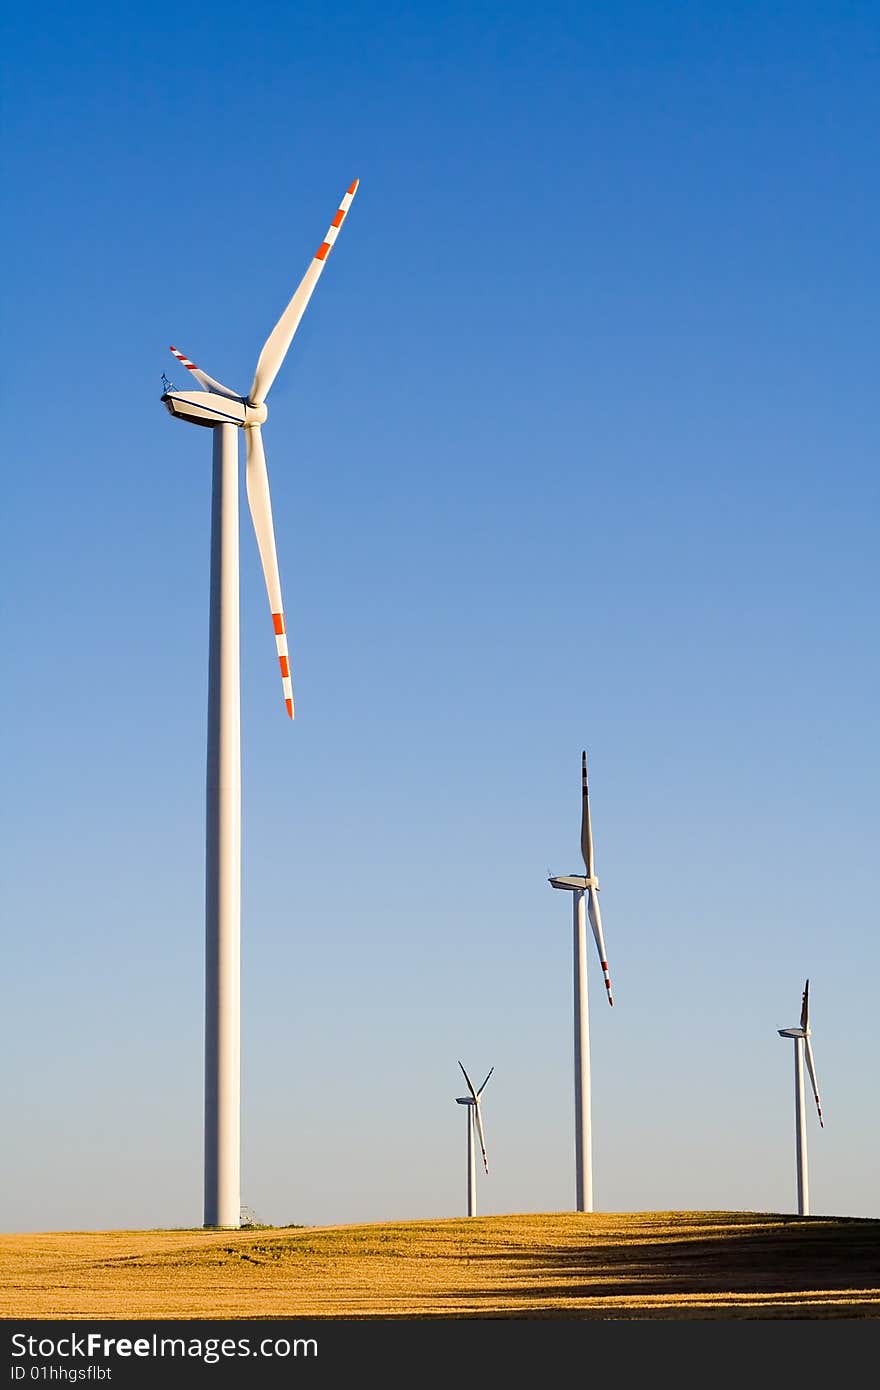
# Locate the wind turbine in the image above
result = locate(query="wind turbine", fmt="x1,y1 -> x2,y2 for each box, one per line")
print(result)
549,751 -> 613,1213
160,179 -> 359,1228
455,1062 -> 493,1217
777,978 -> 824,1216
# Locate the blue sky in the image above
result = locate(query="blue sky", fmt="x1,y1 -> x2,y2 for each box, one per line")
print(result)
2,1 -> 878,1231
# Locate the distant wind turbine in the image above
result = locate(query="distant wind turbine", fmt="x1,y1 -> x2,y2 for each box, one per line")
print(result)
455,1062 -> 493,1217
549,751 -> 614,1212
778,978 -> 824,1216
160,180 -> 359,1227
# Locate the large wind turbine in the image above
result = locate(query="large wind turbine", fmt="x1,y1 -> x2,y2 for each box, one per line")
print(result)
160,179 -> 359,1228
549,751 -> 613,1213
777,978 -> 824,1216
455,1062 -> 493,1217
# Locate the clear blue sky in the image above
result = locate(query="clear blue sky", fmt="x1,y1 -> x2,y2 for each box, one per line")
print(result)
2,0 -> 877,1231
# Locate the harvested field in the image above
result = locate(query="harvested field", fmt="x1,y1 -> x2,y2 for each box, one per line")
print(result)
2,1211 -> 878,1320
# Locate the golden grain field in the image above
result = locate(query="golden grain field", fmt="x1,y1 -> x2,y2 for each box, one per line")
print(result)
2,1211 -> 879,1320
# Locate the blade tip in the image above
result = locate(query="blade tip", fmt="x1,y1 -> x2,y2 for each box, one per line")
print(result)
348,177 -> 360,195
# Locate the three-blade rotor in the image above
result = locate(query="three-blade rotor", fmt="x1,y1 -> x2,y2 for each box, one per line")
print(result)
801,979 -> 824,1128
165,179 -> 359,718
779,978 -> 824,1128
581,750 -> 614,1006
458,1060 -> 492,1174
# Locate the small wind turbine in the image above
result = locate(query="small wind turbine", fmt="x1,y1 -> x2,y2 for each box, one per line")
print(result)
455,1061 -> 493,1217
160,180 -> 359,1227
549,751 -> 613,1213
778,978 -> 824,1216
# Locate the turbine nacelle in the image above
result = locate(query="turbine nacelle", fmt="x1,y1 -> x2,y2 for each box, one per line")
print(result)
162,390 -> 270,429
549,874 -> 599,892
162,389 -> 247,429
778,1027 -> 807,1038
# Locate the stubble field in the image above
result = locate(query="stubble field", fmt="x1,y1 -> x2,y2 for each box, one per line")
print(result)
2,1211 -> 879,1320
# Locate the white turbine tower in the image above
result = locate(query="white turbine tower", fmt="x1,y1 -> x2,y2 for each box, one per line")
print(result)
455,1062 -> 493,1217
549,751 -> 613,1213
160,179 -> 359,1228
778,978 -> 824,1216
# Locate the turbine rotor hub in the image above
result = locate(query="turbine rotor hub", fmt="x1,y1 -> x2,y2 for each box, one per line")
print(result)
243,401 -> 268,426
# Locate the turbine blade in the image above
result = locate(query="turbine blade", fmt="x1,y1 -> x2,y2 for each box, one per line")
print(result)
473,1099 -> 489,1175
458,1060 -> 478,1104
587,887 -> 614,1006
804,1037 -> 823,1128
477,1066 -> 494,1096
249,179 -> 359,406
244,424 -> 294,719
580,750 -> 595,878
800,978 -> 810,1032
168,346 -> 240,400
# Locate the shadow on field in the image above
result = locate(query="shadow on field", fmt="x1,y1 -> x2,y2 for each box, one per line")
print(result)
459,1218 -> 880,1304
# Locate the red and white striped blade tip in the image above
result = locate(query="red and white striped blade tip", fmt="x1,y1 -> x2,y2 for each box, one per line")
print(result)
167,345 -> 239,399
271,611 -> 294,719
169,345 -> 197,373
601,965 -> 614,1007
313,179 -> 360,261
